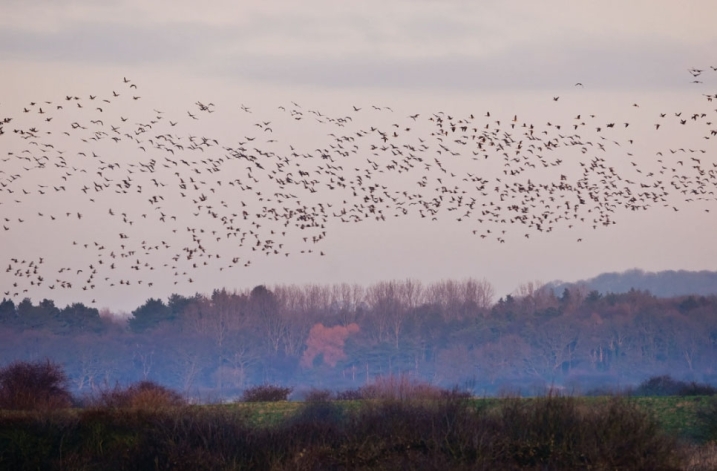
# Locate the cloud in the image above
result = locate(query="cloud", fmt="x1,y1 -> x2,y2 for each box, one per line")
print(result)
0,1 -> 714,91
218,38 -> 706,91
0,21 -> 209,65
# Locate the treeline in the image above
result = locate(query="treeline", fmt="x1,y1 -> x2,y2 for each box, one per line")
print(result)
1,278 -> 716,397
549,269 -> 717,298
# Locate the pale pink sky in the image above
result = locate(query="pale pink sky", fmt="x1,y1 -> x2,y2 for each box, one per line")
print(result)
1,1 -> 716,311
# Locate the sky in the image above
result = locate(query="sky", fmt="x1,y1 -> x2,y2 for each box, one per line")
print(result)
1,0 -> 716,312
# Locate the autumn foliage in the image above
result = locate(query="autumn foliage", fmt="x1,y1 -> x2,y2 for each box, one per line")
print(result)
301,323 -> 360,368
0,360 -> 72,411
92,381 -> 186,410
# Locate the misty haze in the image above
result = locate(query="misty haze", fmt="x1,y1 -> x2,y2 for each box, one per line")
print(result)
2,273 -> 717,398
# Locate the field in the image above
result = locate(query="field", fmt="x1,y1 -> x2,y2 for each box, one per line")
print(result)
632,396 -> 710,440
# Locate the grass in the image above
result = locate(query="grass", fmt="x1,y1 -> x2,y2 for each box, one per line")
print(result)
632,396 -> 710,440
223,401 -> 299,427
680,442 -> 717,471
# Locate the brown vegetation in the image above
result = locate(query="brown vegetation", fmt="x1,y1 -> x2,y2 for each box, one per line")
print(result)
0,389 -> 683,470
90,380 -> 186,410
240,384 -> 293,402
681,442 -> 717,471
357,373 -> 469,401
0,359 -> 72,411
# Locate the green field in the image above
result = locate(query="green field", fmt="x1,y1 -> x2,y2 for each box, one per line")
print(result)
631,396 -> 710,440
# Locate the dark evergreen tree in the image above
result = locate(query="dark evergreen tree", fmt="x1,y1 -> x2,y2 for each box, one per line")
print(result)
129,298 -> 173,333
59,303 -> 104,334
15,298 -> 60,331
0,298 -> 16,327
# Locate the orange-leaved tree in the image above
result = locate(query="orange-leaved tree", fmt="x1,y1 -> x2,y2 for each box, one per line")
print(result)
301,323 -> 360,368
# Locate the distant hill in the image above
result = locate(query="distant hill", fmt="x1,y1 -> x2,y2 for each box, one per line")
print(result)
548,269 -> 717,298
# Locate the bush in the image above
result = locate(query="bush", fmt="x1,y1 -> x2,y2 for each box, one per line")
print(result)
92,381 -> 185,410
335,388 -> 363,401
300,388 -> 333,402
634,375 -> 717,397
697,396 -> 717,442
0,360 -> 72,411
290,400 -> 345,429
679,442 -> 717,471
498,394 -> 679,469
339,392 -> 679,469
680,382 -> 717,396
633,375 -> 683,396
358,374 -> 471,401
240,384 -> 292,402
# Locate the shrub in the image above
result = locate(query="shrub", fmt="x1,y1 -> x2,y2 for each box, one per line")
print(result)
92,381 -> 185,410
697,396 -> 717,442
289,400 -> 345,430
0,359 -> 72,411
335,388 -> 363,401
358,374 -> 470,401
634,375 -> 684,396
240,384 -> 292,402
634,375 -> 717,397
679,442 -> 717,471
680,382 -> 717,396
483,393 -> 678,469
301,388 -> 333,402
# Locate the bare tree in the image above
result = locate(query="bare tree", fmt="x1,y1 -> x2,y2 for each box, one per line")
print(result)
330,283 -> 365,326
512,280 -> 560,317
133,344 -> 154,381
247,286 -> 286,355
426,278 -> 495,320
73,346 -> 103,392
528,317 -> 581,377
272,285 -> 317,357
475,334 -> 531,383
227,342 -> 257,388
173,345 -> 204,395
365,280 -> 419,348
463,278 -> 496,312
181,296 -> 213,337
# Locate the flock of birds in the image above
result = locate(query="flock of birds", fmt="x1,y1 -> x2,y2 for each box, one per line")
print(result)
1,67 -> 716,303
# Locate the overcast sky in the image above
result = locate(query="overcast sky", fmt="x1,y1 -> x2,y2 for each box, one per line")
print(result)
1,1 -> 716,312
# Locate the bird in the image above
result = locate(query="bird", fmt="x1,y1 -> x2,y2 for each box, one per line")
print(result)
0,66 -> 714,304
